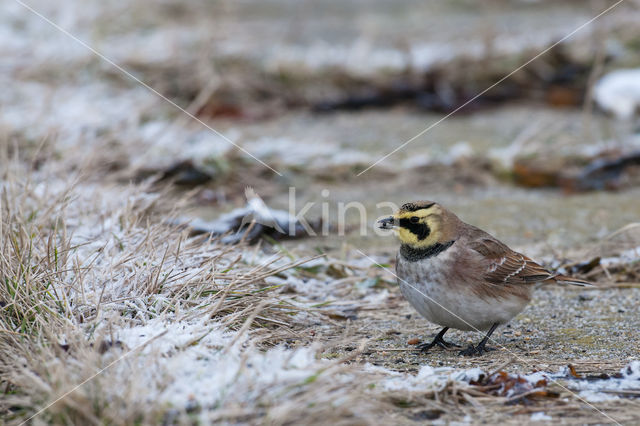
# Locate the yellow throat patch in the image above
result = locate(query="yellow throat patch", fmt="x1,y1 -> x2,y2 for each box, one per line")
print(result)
394,206 -> 442,248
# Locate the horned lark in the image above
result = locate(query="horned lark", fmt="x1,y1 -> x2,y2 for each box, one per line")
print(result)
378,201 -> 590,356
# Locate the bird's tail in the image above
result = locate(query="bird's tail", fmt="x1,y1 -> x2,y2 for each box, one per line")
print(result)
553,274 -> 594,287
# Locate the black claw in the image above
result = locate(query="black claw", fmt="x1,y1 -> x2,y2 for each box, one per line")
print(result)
417,323 -> 501,356
459,345 -> 478,356
417,339 -> 460,352
458,323 -> 500,356
415,327 -> 461,353
458,344 -> 495,356
417,342 -> 436,352
439,339 -> 462,349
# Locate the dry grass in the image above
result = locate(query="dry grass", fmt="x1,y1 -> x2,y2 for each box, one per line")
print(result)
0,149 -> 397,425
1,143 -> 638,424
562,222 -> 640,287
0,148 -> 580,425
2,1 -> 640,424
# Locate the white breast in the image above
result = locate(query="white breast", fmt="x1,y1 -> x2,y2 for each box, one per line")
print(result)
396,249 -> 529,331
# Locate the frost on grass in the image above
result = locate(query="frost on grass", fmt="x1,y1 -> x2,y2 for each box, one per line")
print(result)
0,163 -> 391,423
3,1 -> 640,423
563,361 -> 640,403
371,364 -> 485,393
0,159 -> 551,424
101,318 -> 375,423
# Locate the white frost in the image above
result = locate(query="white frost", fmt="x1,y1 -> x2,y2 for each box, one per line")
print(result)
595,68 -> 640,120
377,364 -> 485,393
530,412 -> 552,421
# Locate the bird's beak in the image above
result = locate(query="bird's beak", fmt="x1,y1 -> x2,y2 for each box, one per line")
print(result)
377,216 -> 397,229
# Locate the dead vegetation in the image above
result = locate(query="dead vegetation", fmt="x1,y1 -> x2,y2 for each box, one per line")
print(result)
2,0 -> 640,424
4,137 -> 638,424
566,222 -> 640,287
0,156 -> 370,424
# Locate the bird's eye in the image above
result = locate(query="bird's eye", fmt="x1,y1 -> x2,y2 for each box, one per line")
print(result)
410,216 -> 419,224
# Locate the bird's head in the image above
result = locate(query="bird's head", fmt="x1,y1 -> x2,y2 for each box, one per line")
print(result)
378,201 -> 456,248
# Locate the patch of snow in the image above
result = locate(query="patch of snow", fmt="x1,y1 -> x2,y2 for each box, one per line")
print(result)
401,153 -> 432,169
401,142 -> 473,169
441,142 -> 473,165
523,371 -> 550,384
457,367 -> 486,383
595,68 -> 640,120
530,412 -> 552,421
624,360 -> 640,379
559,361 -> 640,402
361,289 -> 389,305
600,246 -> 640,268
246,136 -> 335,166
363,363 -> 402,376
264,27 -> 580,77
379,364 -> 486,393
113,320 -> 335,412
116,317 -> 233,356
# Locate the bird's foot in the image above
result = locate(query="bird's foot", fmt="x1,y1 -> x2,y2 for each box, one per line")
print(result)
416,342 -> 434,352
417,338 -> 461,353
458,344 -> 496,357
439,339 -> 463,350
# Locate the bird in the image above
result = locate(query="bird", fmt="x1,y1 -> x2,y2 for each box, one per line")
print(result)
378,201 -> 591,356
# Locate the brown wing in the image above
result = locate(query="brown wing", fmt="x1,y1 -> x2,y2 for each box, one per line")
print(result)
469,238 -> 554,286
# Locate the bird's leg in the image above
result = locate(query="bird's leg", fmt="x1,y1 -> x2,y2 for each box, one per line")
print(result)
417,327 -> 461,352
459,323 -> 499,356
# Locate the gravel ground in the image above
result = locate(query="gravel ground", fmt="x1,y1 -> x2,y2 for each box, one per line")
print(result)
340,286 -> 640,368
298,284 -> 640,424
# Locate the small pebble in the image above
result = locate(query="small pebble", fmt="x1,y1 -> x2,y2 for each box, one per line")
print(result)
407,338 -> 420,345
